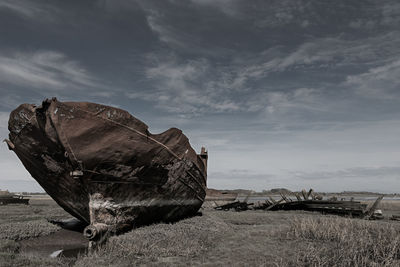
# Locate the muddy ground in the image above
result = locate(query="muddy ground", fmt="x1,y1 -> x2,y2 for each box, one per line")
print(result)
0,197 -> 399,266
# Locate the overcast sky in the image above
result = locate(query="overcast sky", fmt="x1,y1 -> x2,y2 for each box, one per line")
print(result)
0,0 -> 399,193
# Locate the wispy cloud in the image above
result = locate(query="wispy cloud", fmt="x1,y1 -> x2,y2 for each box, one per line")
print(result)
131,30 -> 400,116
131,0 -> 400,121
0,0 -> 56,20
255,88 -> 326,115
381,0 -> 400,27
133,1 -> 180,49
346,59 -> 400,100
0,50 -> 120,111
143,10 -> 232,56
127,57 -> 241,115
235,31 -> 400,78
127,56 -> 325,116
0,51 -> 100,90
189,0 -> 240,16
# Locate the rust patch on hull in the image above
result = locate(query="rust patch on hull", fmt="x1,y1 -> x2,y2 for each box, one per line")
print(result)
7,98 -> 207,245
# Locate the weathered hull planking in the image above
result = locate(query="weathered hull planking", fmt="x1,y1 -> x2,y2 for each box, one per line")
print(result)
5,98 -> 207,245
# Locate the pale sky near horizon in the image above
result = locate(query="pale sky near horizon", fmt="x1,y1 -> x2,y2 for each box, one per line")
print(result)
0,0 -> 399,193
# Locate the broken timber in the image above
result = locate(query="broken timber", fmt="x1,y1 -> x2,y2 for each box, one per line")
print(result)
268,199 -> 368,217
267,191 -> 384,218
213,189 -> 385,219
214,200 -> 254,212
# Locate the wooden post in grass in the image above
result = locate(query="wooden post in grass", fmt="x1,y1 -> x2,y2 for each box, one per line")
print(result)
365,195 -> 384,217
301,189 -> 308,200
307,189 -> 314,200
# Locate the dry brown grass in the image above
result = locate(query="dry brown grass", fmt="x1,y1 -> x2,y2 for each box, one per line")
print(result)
1,198 -> 400,267
0,220 -> 59,241
379,201 -> 400,212
0,199 -> 67,267
74,213 -> 232,267
0,252 -> 65,267
281,216 -> 400,266
0,199 -> 63,241
75,210 -> 299,267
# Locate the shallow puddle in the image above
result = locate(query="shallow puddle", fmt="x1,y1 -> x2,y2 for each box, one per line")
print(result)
19,229 -> 88,258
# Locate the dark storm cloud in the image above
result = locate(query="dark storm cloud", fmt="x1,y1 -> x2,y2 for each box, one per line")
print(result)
1,0 -> 399,119
118,0 -> 400,120
0,0 -> 399,192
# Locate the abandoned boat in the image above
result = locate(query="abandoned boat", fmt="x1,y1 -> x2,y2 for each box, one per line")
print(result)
0,190 -> 29,205
5,98 -> 207,245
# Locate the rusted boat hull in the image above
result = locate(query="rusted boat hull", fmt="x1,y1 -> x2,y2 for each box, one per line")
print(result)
6,98 -> 207,243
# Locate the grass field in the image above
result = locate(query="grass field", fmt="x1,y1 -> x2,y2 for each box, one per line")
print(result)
0,197 -> 399,267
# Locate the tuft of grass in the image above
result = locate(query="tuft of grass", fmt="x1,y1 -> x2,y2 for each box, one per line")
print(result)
74,213 -> 231,267
0,240 -> 19,254
0,252 -> 66,267
0,219 -> 60,241
282,216 -> 400,266
0,199 -> 68,267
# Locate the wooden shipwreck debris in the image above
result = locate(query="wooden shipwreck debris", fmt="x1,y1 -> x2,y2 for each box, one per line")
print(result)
5,98 -> 207,247
390,215 -> 400,221
0,190 -> 29,205
364,195 -> 383,217
214,195 -> 253,211
214,200 -> 253,211
214,188 -> 386,220
268,199 -> 368,217
264,198 -> 285,211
